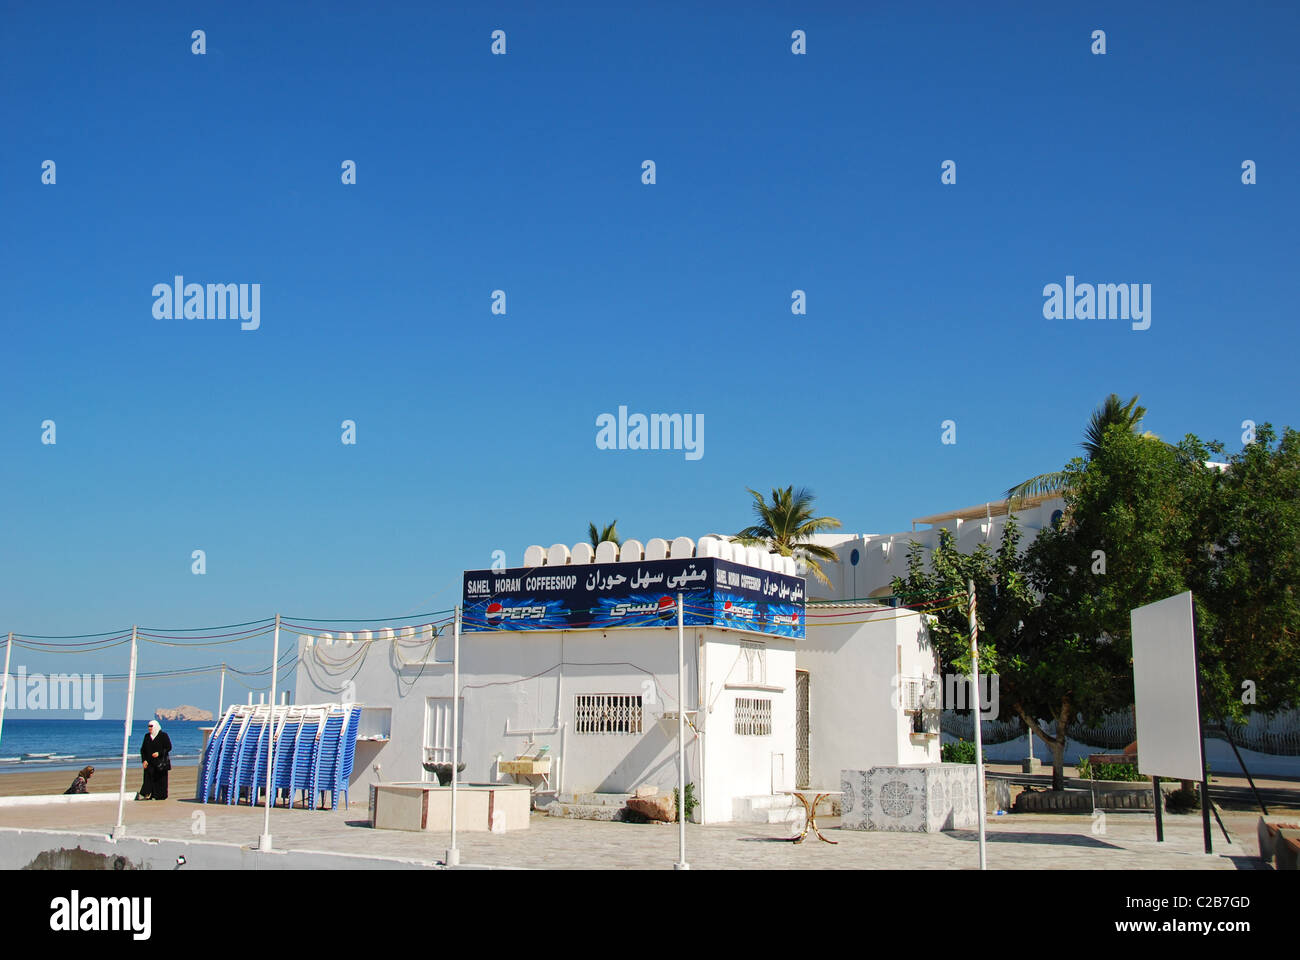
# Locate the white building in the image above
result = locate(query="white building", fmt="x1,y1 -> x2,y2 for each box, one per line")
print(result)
807,493 -> 1065,602
292,535 -> 939,823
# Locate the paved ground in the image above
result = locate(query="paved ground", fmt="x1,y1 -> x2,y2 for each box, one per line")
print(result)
0,793 -> 1268,869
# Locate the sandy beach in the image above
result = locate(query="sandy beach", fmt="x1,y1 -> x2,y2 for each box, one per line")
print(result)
0,765 -> 199,798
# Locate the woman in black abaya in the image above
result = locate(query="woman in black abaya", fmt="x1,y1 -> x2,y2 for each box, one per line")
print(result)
136,720 -> 173,800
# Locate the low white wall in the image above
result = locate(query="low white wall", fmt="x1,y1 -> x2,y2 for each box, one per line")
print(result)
0,792 -> 128,808
967,731 -> 1300,777
0,827 -> 442,870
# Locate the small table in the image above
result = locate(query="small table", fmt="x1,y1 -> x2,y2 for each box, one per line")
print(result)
783,789 -> 842,844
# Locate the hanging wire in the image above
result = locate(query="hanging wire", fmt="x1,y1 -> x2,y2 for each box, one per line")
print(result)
137,616 -> 276,633
283,609 -> 454,624
12,628 -> 133,640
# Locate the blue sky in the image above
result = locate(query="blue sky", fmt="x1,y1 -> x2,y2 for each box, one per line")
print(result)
1,2 -> 1296,718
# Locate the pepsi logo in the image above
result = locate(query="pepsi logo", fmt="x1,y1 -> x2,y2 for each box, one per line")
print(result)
485,602 -> 547,622
722,600 -> 755,620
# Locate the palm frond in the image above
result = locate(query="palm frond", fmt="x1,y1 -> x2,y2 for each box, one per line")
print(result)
588,520 -> 620,548
734,485 -> 842,582
1005,472 -> 1070,505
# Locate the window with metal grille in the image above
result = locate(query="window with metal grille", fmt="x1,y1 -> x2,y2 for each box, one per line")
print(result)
574,694 -> 643,735
735,697 -> 772,736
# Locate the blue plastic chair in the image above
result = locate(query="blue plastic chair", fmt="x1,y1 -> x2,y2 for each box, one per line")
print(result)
197,708 -> 235,803
272,716 -> 302,807
336,706 -> 362,808
213,711 -> 251,804
314,710 -> 346,810
291,716 -> 322,809
232,717 -> 265,805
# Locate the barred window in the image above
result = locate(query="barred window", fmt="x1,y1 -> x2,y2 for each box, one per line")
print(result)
575,694 -> 643,735
735,697 -> 772,736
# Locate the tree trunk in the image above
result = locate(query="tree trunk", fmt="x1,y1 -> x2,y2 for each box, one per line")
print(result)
1048,738 -> 1066,791
1053,696 -> 1073,792
1014,697 -> 1072,791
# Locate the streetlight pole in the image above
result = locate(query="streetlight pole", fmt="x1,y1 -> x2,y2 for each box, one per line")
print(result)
674,594 -> 689,870
112,626 -> 139,840
259,614 -> 280,851
0,632 -> 13,749
968,581 -> 988,870
446,605 -> 461,867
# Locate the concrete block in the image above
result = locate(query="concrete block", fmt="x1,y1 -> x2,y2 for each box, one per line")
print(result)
841,764 -> 977,832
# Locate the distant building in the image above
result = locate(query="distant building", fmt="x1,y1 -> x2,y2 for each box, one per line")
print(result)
806,493 -> 1065,602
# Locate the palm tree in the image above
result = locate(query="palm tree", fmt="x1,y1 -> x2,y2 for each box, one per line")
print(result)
588,520 -> 621,549
734,486 -> 842,586
1006,394 -> 1158,506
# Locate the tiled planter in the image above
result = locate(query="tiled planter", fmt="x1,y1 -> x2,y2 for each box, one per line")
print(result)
841,763 -> 979,832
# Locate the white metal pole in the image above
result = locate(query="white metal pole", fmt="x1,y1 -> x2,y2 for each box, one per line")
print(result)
216,662 -> 226,721
446,605 -> 461,867
0,632 -> 13,749
968,580 -> 988,870
259,614 -> 280,851
674,594 -> 689,870
112,626 -> 139,839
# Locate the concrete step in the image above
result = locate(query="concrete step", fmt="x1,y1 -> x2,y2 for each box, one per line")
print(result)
546,802 -> 633,822
556,792 -> 631,807
733,794 -> 800,823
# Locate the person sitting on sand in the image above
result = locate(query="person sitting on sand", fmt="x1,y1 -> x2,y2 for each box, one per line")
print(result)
64,766 -> 94,795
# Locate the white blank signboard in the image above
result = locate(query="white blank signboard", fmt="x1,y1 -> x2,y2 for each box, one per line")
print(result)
1131,591 -> 1203,781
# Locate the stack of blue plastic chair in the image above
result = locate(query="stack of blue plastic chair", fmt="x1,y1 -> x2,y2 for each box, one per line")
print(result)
213,710 -> 250,804
271,710 -> 303,807
335,705 -> 362,808
291,713 -> 322,809
314,708 -> 346,810
197,708 -> 233,803
248,716 -> 274,806
231,714 -> 266,805
195,702 -> 364,810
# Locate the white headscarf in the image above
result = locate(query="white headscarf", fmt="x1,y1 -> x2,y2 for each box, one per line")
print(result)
147,720 -> 162,738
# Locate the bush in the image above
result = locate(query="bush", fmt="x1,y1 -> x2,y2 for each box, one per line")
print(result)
1092,762 -> 1145,782
1074,756 -> 1144,781
942,738 -> 986,764
672,783 -> 698,822
1165,784 -> 1201,813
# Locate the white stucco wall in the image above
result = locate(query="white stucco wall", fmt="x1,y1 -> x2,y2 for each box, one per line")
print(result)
796,607 -> 940,788
698,634 -> 796,823
293,624 -> 799,824
810,499 -> 1065,601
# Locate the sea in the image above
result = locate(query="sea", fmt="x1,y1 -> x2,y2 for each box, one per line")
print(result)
0,718 -> 208,775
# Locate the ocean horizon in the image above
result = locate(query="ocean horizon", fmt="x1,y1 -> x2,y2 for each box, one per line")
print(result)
0,718 -> 208,775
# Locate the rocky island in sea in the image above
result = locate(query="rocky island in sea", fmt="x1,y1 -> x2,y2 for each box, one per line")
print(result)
154,705 -> 214,722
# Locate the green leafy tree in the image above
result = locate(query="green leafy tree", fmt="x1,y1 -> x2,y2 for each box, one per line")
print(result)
895,519 -> 1126,792
1013,426 -> 1203,788
587,520 -> 621,549
733,486 -> 842,586
902,414 -> 1300,793
1186,424 -> 1300,725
